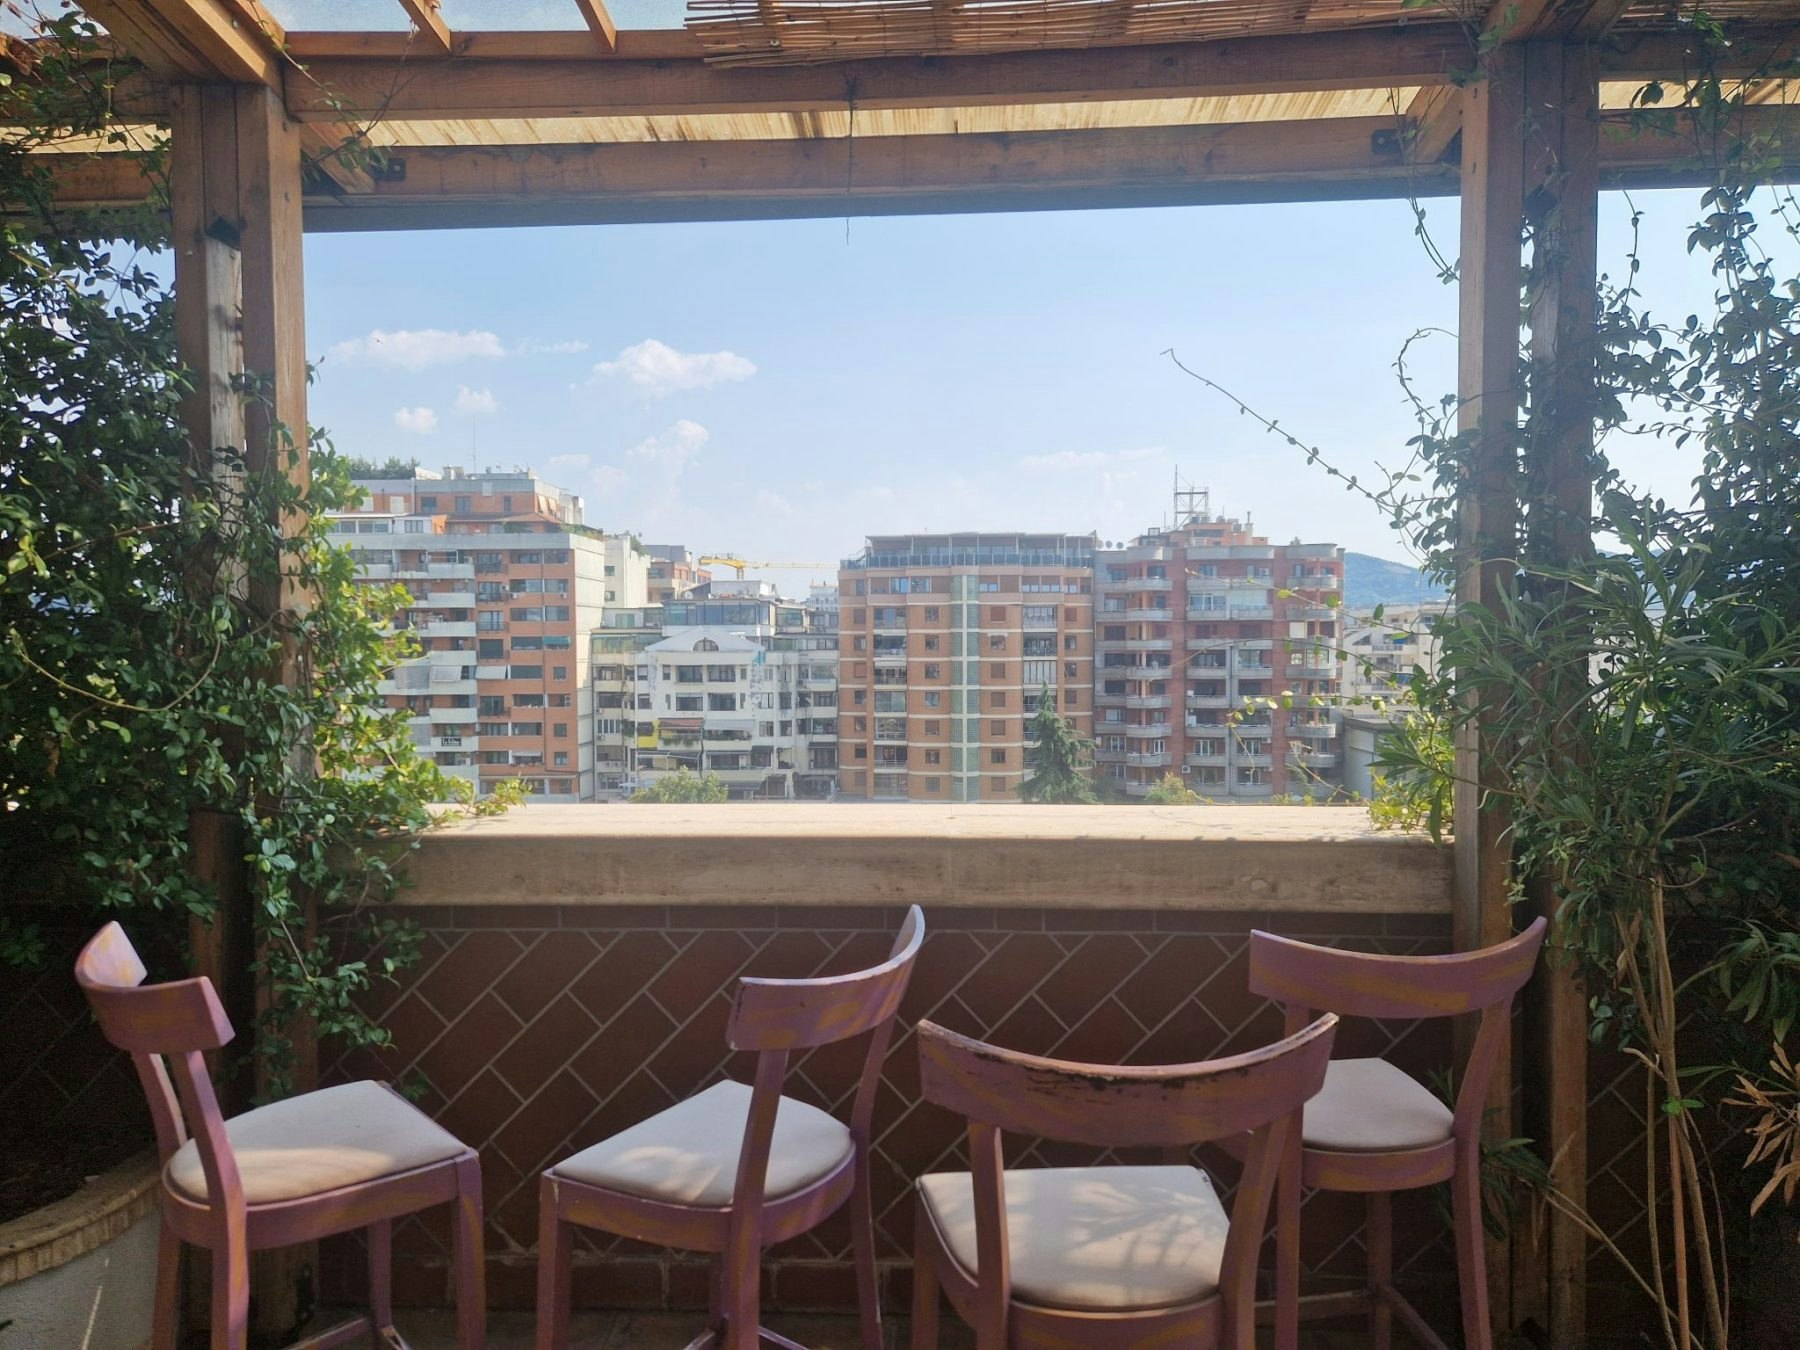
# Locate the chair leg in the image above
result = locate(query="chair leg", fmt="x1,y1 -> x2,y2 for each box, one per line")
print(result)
152,1219 -> 181,1350
369,1218 -> 395,1333
453,1156 -> 487,1350
850,1149 -> 883,1350
1367,1192 -> 1393,1350
721,1257 -> 761,1350
1452,1149 -> 1492,1350
909,1206 -> 940,1350
536,1175 -> 571,1350
1272,1128 -> 1303,1350
209,1242 -> 248,1350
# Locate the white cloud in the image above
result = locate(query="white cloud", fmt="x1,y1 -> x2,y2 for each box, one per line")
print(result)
327,328 -> 505,372
592,339 -> 756,397
393,406 -> 438,435
627,420 -> 710,471
754,488 -> 792,516
454,385 -> 500,416
517,339 -> 590,356
1017,447 -> 1165,471
591,466 -> 627,494
545,452 -> 590,471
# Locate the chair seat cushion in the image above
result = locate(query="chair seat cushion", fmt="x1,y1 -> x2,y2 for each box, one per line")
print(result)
551,1079 -> 852,1208
166,1080 -> 469,1205
1303,1058 -> 1455,1152
918,1165 -> 1227,1313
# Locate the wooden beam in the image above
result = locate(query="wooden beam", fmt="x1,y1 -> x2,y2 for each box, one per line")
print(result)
280,25 -> 1800,124
24,104 -> 1795,224
282,29 -> 700,60
285,25 -> 1479,121
1517,44 -> 1597,1347
1455,37 -> 1527,1339
1404,83 -> 1462,165
572,0 -> 619,53
1486,0 -> 1636,40
394,0 -> 454,55
76,0 -> 282,85
299,122 -> 376,194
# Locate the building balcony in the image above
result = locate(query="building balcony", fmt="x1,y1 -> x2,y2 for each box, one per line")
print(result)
1290,721 -> 1340,739
1126,664 -> 1174,680
1125,607 -> 1173,621
399,563 -> 475,581
1289,661 -> 1338,678
1292,750 -> 1340,770
1293,575 -> 1340,591
414,590 -> 477,609
1186,636 -> 1228,652
1186,693 -> 1231,709
1125,694 -> 1172,710
1124,721 -> 1172,737
1230,605 -> 1275,620
1093,745 -> 1128,762
1295,605 -> 1339,621
426,705 -> 477,724
1232,780 -> 1277,797
1235,722 -> 1274,739
1099,574 -> 1172,592
414,620 -> 477,639
1237,751 -> 1275,767
430,734 -> 477,751
1126,750 -> 1172,767
1188,750 -> 1230,767
1123,639 -> 1173,653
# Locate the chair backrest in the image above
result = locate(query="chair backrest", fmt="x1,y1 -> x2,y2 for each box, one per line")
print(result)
75,922 -> 245,1219
719,907 -> 925,1252
916,1014 -> 1338,1341
1247,917 -> 1548,1138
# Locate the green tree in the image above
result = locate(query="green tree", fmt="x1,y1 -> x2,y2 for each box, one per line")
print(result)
1017,689 -> 1098,803
0,14 -> 494,1098
631,767 -> 730,803
344,455 -> 421,477
1143,773 -> 1202,805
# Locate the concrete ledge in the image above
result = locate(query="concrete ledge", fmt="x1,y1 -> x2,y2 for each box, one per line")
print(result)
398,804 -> 1450,913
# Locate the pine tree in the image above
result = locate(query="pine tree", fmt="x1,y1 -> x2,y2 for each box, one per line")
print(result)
1017,688 -> 1098,803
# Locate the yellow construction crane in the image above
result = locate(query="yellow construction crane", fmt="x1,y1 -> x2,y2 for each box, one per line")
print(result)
698,556 -> 831,579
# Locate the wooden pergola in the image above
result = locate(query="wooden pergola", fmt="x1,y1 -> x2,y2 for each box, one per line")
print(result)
11,0 -> 1800,1342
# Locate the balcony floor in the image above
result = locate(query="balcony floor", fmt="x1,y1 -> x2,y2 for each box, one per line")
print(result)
333,1308 -> 1366,1348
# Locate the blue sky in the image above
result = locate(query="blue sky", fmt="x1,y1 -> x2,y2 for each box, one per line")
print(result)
303,187 -> 1758,578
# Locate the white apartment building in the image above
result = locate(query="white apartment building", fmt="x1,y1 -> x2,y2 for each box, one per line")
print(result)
1340,601 -> 1449,705
590,596 -> 838,799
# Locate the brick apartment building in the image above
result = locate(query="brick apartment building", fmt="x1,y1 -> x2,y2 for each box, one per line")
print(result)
332,467 -> 645,801
1095,495 -> 1343,798
836,533 -> 1096,802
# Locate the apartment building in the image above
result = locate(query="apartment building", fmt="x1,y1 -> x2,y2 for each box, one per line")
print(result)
836,533 -> 1096,802
644,544 -> 712,603
1341,601 -> 1448,704
1094,493 -> 1344,799
333,467 -> 646,801
590,594 -> 838,799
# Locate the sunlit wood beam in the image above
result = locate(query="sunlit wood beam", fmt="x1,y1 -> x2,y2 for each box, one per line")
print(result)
572,0 -> 618,52
394,0 -> 454,55
1483,0 -> 1636,40
1404,83 -> 1462,165
75,0 -> 283,84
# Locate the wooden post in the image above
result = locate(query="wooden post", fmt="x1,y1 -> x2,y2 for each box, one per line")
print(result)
1519,40 -> 1598,1348
1455,38 -> 1527,1336
169,79 -> 314,1338
1457,37 -> 1599,1347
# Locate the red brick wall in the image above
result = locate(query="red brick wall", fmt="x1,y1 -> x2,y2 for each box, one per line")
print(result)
320,903 -> 1457,1316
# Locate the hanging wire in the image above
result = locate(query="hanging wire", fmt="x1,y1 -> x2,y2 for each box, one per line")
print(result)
844,78 -> 859,245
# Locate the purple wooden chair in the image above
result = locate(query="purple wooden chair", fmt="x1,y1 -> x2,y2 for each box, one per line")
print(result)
909,1013 -> 1339,1350
75,922 -> 486,1350
535,905 -> 925,1350
1248,917 -> 1548,1350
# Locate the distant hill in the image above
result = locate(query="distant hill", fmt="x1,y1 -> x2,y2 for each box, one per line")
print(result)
1343,552 -> 1442,610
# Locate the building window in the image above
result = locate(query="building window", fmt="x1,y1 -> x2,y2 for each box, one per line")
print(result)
988,635 -> 1005,651
925,777 -> 941,792
853,745 -> 867,759
924,636 -> 940,651
925,749 -> 942,766
923,606 -> 939,621
552,667 -> 567,680
990,692 -> 1006,708
454,496 -> 471,514
509,665 -> 542,679
1065,636 -> 1078,651
1065,689 -> 1078,706
554,751 -> 568,766
420,495 -> 437,511
989,605 -> 1005,620
553,723 -> 568,738
990,749 -> 1008,765
991,719 -> 1005,735
923,691 -> 941,708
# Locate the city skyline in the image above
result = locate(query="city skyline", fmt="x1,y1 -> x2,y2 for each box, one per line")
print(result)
305,186 -> 1756,579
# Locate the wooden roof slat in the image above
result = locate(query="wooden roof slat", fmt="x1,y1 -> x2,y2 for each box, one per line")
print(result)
572,0 -> 620,52
1403,83 -> 1460,165
395,0 -> 454,55
77,0 -> 282,84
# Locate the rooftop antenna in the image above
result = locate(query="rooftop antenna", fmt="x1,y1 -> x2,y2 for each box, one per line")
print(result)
1173,469 -> 1211,527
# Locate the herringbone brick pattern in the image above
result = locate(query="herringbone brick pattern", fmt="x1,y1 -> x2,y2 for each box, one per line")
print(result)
319,905 -> 1457,1313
